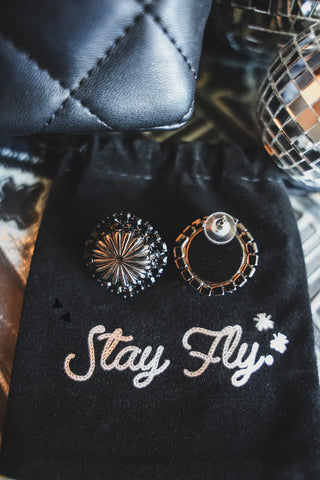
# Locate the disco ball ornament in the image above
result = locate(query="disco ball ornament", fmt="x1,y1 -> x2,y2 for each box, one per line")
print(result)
257,23 -> 320,188
212,0 -> 320,57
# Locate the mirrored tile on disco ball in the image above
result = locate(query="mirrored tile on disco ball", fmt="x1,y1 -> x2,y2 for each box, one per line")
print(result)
257,23 -> 320,188
211,0 -> 320,58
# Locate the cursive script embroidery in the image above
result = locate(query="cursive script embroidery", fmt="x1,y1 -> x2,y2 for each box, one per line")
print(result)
64,325 -> 170,388
182,325 -> 274,387
64,315 -> 288,390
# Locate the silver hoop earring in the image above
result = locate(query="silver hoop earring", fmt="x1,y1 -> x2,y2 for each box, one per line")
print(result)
173,212 -> 258,296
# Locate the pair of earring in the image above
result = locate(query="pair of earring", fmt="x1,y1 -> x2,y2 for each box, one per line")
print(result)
84,211 -> 258,298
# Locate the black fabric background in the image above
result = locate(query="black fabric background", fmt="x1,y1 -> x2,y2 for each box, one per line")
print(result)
0,138 -> 319,479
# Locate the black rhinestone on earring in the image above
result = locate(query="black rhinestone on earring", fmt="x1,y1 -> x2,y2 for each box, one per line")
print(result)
84,212 -> 168,298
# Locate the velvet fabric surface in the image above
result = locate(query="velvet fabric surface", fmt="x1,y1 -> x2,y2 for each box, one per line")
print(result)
0,138 -> 319,479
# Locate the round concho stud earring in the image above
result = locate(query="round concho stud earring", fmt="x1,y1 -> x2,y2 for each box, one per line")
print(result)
84,212 -> 168,298
173,212 -> 258,296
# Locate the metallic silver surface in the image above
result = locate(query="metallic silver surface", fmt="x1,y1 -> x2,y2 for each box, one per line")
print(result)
213,0 -> 320,56
174,216 -> 259,296
92,230 -> 151,288
85,212 -> 168,298
257,23 -> 320,188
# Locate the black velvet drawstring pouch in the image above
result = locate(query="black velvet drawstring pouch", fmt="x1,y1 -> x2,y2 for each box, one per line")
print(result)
0,137 -> 320,479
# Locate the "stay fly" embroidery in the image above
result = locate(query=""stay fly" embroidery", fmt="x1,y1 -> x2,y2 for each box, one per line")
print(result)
64,325 -> 170,389
64,314 -> 289,389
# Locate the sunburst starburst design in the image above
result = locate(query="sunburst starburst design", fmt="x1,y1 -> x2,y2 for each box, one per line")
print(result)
92,230 -> 151,288
85,212 -> 167,297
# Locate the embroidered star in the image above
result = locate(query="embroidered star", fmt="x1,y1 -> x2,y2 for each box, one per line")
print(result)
253,313 -> 274,331
270,333 -> 289,354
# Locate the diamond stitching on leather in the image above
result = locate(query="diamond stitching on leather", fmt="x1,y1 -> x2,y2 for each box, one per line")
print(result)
0,0 -> 210,134
149,15 -> 197,79
39,0 -> 160,132
142,5 -> 198,79
0,29 -> 68,90
0,30 -> 112,130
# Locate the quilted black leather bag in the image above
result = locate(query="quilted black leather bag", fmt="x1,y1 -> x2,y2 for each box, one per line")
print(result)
0,0 -> 211,136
